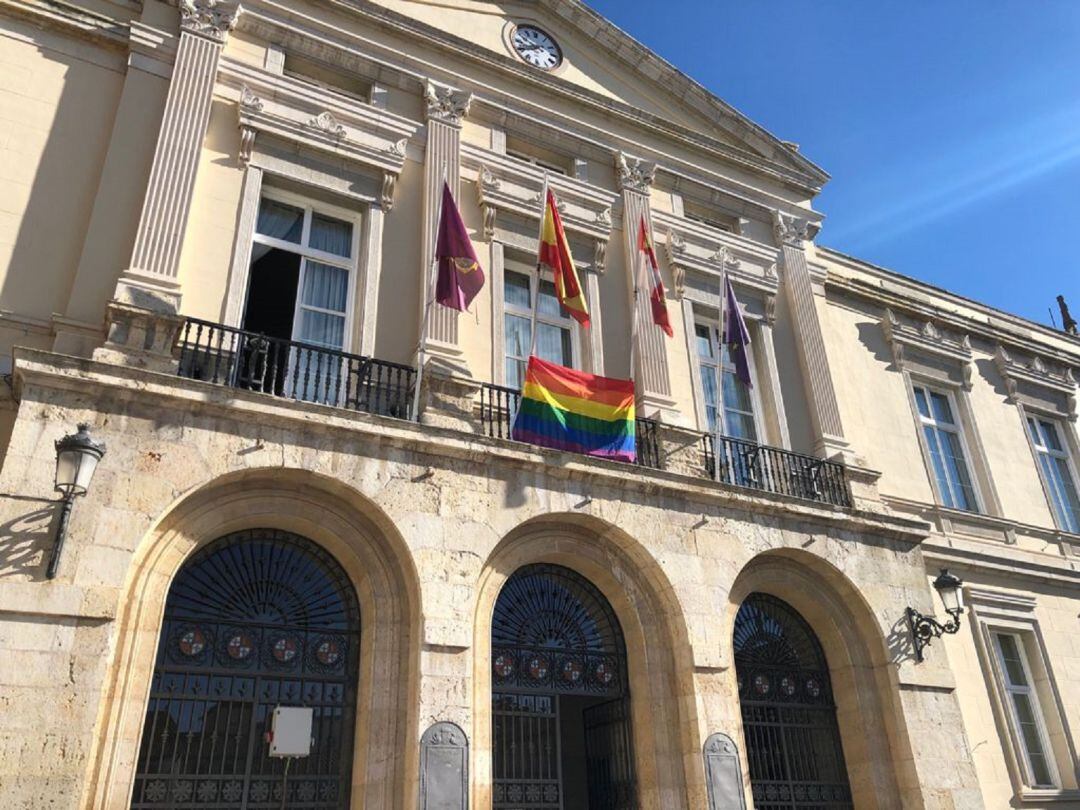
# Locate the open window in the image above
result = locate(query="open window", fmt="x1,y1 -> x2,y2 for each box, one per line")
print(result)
239,190 -> 359,404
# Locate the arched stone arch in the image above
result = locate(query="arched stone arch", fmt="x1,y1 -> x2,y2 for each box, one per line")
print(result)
726,549 -> 908,810
79,467 -> 422,810
472,513 -> 703,810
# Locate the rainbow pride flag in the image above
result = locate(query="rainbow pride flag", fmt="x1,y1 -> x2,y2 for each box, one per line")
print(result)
511,356 -> 636,462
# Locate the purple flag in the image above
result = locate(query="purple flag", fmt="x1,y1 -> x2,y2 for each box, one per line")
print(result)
723,277 -> 753,387
435,182 -> 484,310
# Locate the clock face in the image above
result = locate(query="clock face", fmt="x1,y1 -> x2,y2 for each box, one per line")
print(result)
512,25 -> 562,71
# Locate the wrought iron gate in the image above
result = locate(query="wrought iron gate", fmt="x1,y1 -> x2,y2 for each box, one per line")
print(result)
131,529 -> 360,809
734,593 -> 853,810
491,564 -> 636,809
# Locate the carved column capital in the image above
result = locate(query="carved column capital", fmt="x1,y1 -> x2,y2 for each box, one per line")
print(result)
424,80 -> 473,126
772,211 -> 818,248
615,151 -> 656,194
179,0 -> 240,43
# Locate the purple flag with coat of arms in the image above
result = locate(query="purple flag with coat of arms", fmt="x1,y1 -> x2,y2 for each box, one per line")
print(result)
434,181 -> 485,310
724,277 -> 753,387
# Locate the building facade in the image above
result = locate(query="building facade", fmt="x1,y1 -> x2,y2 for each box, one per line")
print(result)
0,1 -> 1078,808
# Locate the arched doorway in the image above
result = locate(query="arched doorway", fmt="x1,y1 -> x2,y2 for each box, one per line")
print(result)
131,529 -> 360,809
734,593 -> 853,810
491,563 -> 636,809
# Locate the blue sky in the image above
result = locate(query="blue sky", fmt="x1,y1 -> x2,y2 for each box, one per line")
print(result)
587,1 -> 1080,327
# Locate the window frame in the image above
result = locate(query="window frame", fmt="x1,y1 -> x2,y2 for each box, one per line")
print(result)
910,381 -> 984,513
244,186 -> 363,354
991,630 -> 1061,790
501,258 -> 581,390
967,587 -> 1079,802
1021,409 -> 1080,534
693,313 -> 763,443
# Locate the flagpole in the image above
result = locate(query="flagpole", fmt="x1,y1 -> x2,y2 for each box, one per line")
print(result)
529,172 -> 550,359
629,219 -> 646,394
713,255 -> 728,482
412,167 -> 448,422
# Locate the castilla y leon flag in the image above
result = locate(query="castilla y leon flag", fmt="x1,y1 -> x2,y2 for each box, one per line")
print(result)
539,188 -> 590,326
511,356 -> 636,462
637,216 -> 673,337
434,181 -> 485,311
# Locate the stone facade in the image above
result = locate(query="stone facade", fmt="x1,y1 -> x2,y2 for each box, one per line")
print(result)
0,2 -> 1077,809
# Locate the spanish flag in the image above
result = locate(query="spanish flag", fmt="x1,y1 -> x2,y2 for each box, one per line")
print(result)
539,188 -> 589,327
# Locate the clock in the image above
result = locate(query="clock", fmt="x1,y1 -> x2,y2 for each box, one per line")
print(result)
511,25 -> 562,71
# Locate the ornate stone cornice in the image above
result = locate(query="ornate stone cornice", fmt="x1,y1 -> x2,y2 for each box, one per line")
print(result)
659,217 -> 778,302
993,345 -> 1077,414
424,80 -> 473,126
881,308 -> 974,389
772,211 -> 818,249
179,0 -> 239,43
615,152 -> 656,194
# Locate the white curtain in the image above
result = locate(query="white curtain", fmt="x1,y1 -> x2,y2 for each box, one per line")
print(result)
251,199 -> 304,261
309,213 -> 352,258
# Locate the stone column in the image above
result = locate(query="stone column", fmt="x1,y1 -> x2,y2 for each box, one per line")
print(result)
114,0 -> 239,313
617,152 -> 677,420
773,212 -> 849,459
420,80 -> 473,375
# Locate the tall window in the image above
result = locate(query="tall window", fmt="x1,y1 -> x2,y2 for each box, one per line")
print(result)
1027,416 -> 1080,533
503,268 -> 575,390
243,195 -> 356,351
913,384 -> 978,511
695,320 -> 756,441
992,632 -> 1058,788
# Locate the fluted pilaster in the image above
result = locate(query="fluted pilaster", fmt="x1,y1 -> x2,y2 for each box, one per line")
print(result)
116,1 -> 239,312
617,152 -> 675,416
420,81 -> 473,372
773,212 -> 848,458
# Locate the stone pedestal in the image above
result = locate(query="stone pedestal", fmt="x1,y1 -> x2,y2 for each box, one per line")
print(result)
654,422 -> 708,478
418,361 -> 481,433
91,301 -> 185,373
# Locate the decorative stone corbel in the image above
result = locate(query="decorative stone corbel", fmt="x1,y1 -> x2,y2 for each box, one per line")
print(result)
238,127 -> 256,164
595,207 -> 612,228
386,137 -> 408,158
482,204 -> 497,240
764,293 -> 777,326
179,0 -> 239,42
380,172 -> 397,212
592,239 -> 608,275
424,80 -> 473,126
615,151 -> 657,194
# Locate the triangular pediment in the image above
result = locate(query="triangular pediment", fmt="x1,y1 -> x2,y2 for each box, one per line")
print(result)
360,0 -> 827,188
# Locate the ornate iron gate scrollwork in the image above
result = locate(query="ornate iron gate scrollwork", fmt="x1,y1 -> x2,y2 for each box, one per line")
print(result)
491,564 -> 636,809
734,593 -> 853,810
132,529 -> 360,809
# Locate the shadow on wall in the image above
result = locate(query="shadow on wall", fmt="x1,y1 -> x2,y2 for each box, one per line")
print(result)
0,496 -> 57,581
885,612 -> 917,666
1,40 -> 126,323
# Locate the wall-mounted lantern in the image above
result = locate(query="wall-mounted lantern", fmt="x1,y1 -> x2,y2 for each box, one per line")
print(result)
47,424 -> 105,579
906,568 -> 964,662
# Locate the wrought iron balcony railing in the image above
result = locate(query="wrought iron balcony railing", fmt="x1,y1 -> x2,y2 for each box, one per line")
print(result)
703,433 -> 850,507
477,383 -> 663,470
176,318 -> 416,420
173,319 -> 850,507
